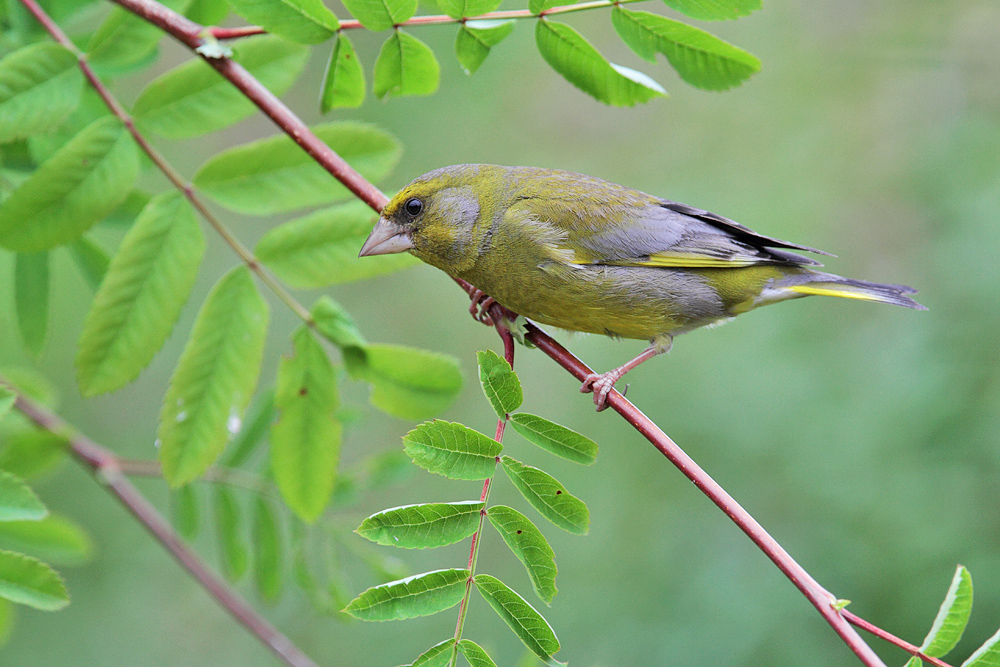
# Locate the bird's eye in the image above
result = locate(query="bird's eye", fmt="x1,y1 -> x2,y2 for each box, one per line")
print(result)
404,197 -> 423,217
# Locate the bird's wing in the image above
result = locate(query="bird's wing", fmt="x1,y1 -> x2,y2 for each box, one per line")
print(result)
514,195 -> 830,269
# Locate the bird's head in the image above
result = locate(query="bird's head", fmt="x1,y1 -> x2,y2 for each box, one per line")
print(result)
359,165 -> 497,275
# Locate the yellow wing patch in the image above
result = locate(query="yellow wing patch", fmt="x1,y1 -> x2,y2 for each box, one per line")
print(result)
574,251 -> 761,269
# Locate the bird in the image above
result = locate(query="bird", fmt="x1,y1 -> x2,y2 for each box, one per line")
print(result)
359,164 -> 926,410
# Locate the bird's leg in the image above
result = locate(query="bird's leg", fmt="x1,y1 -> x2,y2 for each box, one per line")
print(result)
581,335 -> 672,411
468,288 -> 496,326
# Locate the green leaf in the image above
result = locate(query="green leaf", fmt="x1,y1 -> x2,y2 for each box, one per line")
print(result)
662,0 -> 761,21
171,485 -> 200,540
0,43 -> 83,143
345,344 -> 462,420
255,201 -> 416,287
311,296 -> 367,350
357,501 -> 483,549
458,639 -> 498,667
0,515 -> 92,566
0,549 -> 68,611
340,0 -> 417,31
0,116 -> 139,252
611,7 -> 760,91
964,628 -> 1000,667
252,496 -> 283,602
343,568 -> 468,621
402,420 -> 500,480
186,0 -> 230,24
528,0 -> 557,15
76,192 -> 205,396
226,0 -> 339,44
214,487 -> 248,582
0,432 -> 67,481
87,0 -> 192,75
487,505 -> 557,604
0,431 -> 67,479
508,413 -> 597,465
25,86 -> 110,165
402,638 -> 455,667
919,565 -> 973,658
500,456 -> 589,534
0,389 -> 14,423
271,326 -> 341,522
68,237 -> 110,291
535,19 -> 665,106
473,574 -> 564,666
223,392 -> 275,468
321,33 -> 365,111
373,30 -> 440,99
100,190 -> 153,228
455,20 -> 515,75
477,349 -> 522,417
438,0 -> 502,18
133,35 -> 309,139
0,369 -> 57,410
14,252 -> 49,358
193,121 -> 401,215
158,267 -> 269,486
0,471 -> 47,522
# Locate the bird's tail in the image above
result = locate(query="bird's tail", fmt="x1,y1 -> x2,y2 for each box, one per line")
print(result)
786,272 -> 927,310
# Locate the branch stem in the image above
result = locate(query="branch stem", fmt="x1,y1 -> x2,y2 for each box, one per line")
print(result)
0,378 -> 320,667
516,320 -> 886,666
450,328 -> 514,666
116,458 -> 271,494
842,610 -> 954,667
207,0 -> 649,38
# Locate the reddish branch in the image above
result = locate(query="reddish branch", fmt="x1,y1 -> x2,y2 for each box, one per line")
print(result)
843,610 -> 954,667
205,0 -> 648,39
2,381 -> 320,667
21,0 -> 933,664
452,325 -> 514,661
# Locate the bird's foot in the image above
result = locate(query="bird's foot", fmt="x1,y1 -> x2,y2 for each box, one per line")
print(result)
580,369 -> 624,412
468,289 -> 496,326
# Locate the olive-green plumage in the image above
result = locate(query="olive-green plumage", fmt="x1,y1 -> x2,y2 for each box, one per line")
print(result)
359,164 -> 925,407
363,164 -> 923,335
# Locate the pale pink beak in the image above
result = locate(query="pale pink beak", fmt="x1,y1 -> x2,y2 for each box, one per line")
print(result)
358,218 -> 414,257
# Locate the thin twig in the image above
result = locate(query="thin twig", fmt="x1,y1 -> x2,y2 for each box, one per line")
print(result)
843,610 -> 954,667
116,459 -> 270,494
450,325 -> 514,666
0,377 -> 320,667
207,0 -> 650,39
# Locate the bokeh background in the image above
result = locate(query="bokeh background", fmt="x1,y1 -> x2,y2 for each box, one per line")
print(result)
2,0 -> 1000,665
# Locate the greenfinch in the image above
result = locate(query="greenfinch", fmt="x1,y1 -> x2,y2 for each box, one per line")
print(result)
359,165 -> 925,410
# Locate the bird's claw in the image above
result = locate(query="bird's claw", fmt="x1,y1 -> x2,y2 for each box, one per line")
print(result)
468,289 -> 496,326
580,370 -> 623,412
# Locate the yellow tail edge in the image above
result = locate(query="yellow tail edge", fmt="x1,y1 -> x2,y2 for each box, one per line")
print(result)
789,285 -> 885,302
788,282 -> 927,310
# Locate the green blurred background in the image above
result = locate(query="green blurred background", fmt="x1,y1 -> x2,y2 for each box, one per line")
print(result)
2,0 -> 1000,665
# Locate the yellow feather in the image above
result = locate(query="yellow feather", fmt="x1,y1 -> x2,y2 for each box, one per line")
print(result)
597,253 -> 760,269
788,285 -> 884,302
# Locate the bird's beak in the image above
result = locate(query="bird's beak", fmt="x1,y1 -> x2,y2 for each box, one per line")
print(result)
358,217 -> 414,257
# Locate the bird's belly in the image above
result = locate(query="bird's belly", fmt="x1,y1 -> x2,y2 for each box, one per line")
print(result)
465,263 -> 728,341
